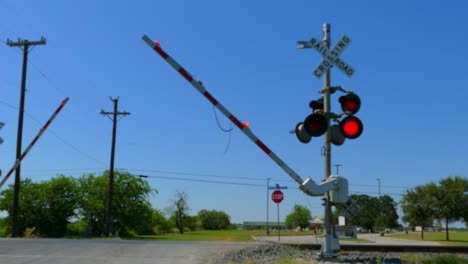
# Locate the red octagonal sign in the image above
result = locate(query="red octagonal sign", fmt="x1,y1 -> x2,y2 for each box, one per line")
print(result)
272,190 -> 284,204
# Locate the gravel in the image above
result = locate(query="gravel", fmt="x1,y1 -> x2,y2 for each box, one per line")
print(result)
211,243 -> 468,264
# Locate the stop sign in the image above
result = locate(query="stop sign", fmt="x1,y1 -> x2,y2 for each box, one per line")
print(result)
271,190 -> 284,204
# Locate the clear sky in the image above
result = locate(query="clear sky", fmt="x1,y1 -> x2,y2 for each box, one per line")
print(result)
0,1 -> 467,225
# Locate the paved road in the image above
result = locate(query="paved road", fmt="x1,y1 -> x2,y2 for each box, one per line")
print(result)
0,238 -> 264,264
254,232 -> 441,246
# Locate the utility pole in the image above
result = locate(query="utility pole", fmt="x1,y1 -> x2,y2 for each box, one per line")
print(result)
7,37 -> 46,237
266,177 -> 270,235
100,97 -> 130,237
333,164 -> 342,175
377,178 -> 381,197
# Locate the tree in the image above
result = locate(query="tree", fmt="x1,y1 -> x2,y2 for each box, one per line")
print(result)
166,191 -> 189,234
432,176 -> 468,241
77,171 -> 156,236
152,209 -> 170,234
198,209 -> 231,230
346,194 -> 399,231
378,195 -> 400,229
0,176 -> 79,237
0,179 -> 42,236
400,183 -> 437,240
40,176 -> 80,237
285,204 -> 311,230
347,194 -> 380,231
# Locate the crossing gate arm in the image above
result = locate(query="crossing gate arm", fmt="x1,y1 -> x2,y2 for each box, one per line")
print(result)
142,35 -> 304,185
0,98 -> 69,189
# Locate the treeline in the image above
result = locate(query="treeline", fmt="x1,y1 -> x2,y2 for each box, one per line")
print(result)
340,176 -> 467,241
0,171 -> 233,238
400,176 -> 468,240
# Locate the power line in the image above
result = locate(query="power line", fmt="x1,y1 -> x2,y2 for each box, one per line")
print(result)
0,100 -> 106,166
125,168 -> 267,181
21,164 -> 411,191
27,58 -> 69,97
137,173 -> 404,197
349,191 -> 404,197
138,174 -> 265,187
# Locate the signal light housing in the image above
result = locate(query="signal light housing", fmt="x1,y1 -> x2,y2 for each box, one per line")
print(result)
309,97 -> 324,111
295,122 -> 311,143
295,113 -> 328,144
304,113 -> 328,137
339,116 -> 363,139
339,93 -> 361,115
330,124 -> 345,146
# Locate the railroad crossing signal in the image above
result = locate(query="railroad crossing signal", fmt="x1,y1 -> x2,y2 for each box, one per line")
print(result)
295,91 -> 364,144
298,35 -> 355,78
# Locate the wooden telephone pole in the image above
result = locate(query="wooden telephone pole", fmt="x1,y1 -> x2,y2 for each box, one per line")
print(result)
100,97 -> 130,237
6,37 -> 46,237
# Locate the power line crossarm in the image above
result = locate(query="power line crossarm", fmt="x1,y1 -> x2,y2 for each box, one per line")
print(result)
142,35 -> 304,185
0,97 -> 69,189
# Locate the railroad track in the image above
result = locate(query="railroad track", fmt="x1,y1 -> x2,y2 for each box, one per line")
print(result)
288,244 -> 468,253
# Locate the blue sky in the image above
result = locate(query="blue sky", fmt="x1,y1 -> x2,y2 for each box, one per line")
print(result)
0,1 -> 467,224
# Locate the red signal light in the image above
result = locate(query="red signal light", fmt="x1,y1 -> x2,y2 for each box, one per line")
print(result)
339,94 -> 361,115
339,116 -> 363,139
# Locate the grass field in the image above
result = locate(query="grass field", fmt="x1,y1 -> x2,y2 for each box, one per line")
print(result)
132,229 -> 372,243
135,230 -> 265,242
387,231 -> 468,246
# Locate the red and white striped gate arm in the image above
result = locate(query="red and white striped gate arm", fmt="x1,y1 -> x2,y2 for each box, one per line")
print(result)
142,35 -> 304,185
0,97 -> 69,189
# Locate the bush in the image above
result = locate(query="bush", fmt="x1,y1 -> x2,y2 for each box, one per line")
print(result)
152,209 -> 170,234
0,218 -> 10,237
66,221 -> 88,237
198,210 -> 231,230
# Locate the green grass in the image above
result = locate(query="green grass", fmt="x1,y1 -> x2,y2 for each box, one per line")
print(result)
131,229 -> 372,243
134,230 -> 266,242
387,231 -> 468,246
401,254 -> 467,264
339,237 -> 372,243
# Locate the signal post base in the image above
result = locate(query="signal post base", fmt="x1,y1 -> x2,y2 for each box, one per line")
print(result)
320,234 -> 340,258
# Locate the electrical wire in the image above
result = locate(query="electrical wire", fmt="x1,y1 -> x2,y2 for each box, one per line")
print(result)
138,174 -> 264,187
213,105 -> 233,154
213,105 -> 233,132
27,58 -> 69,97
0,100 -> 107,166
125,168 -> 266,181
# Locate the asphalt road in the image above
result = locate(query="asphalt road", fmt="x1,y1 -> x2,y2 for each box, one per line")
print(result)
0,238 -> 263,264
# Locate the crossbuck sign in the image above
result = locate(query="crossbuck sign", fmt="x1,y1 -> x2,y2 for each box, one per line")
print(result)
298,35 -> 355,79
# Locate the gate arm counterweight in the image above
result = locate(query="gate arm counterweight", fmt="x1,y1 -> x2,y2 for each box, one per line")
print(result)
142,35 -> 304,185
